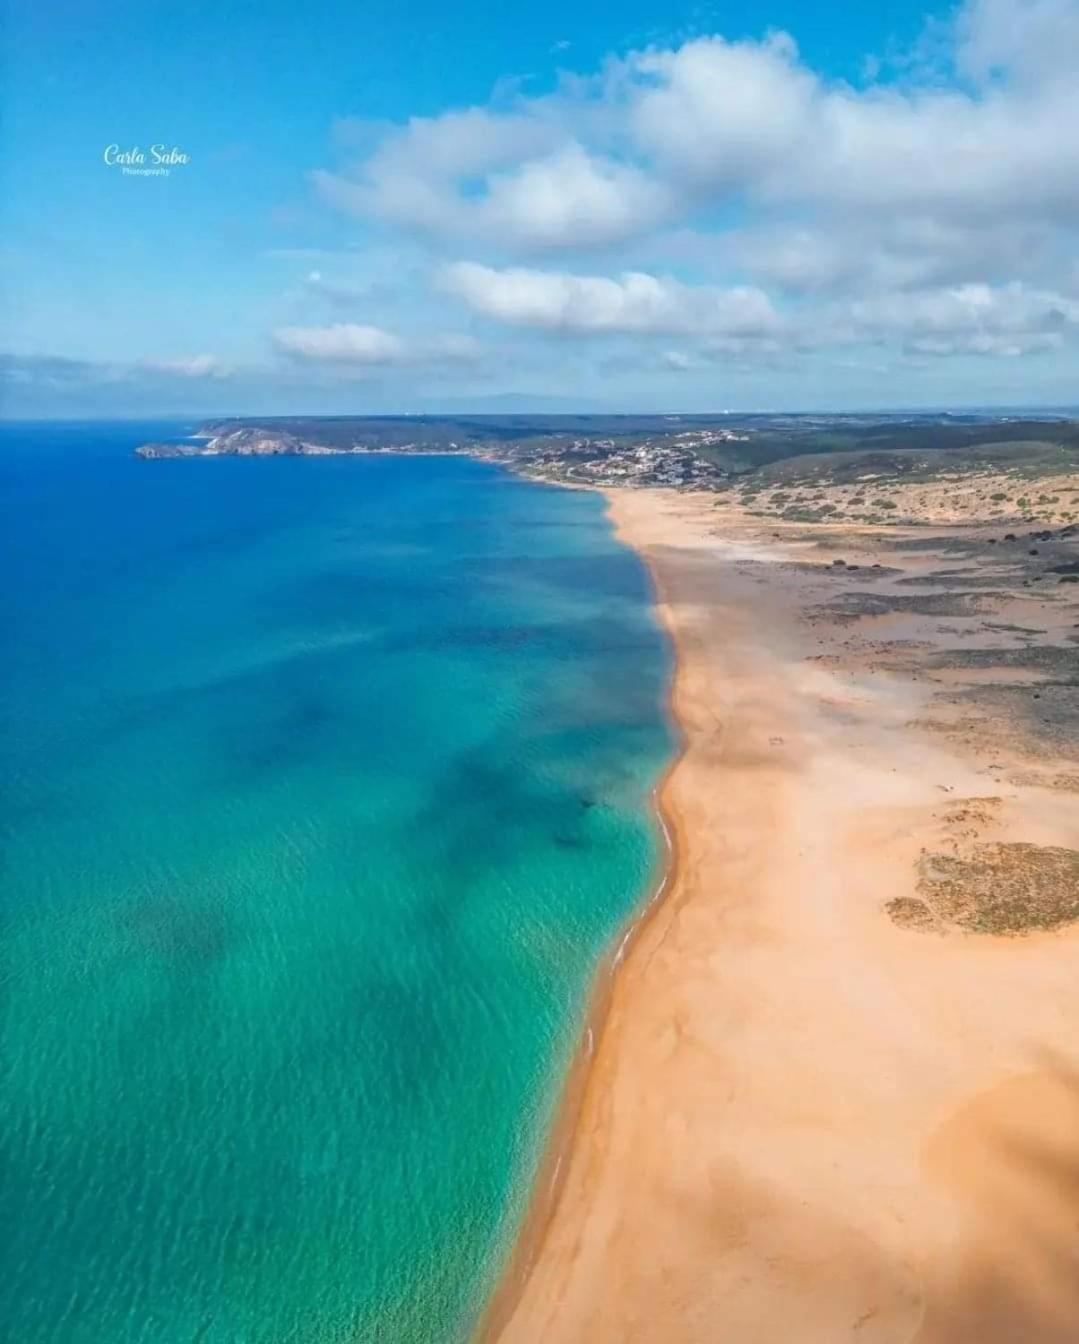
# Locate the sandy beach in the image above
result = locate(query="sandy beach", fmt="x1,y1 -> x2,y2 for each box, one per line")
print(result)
489,487 -> 1079,1344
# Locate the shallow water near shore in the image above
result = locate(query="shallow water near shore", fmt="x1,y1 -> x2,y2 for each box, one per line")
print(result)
1,423 -> 671,1343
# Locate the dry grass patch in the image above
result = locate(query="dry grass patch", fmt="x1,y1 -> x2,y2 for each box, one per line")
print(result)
900,843 -> 1079,934
885,896 -> 940,931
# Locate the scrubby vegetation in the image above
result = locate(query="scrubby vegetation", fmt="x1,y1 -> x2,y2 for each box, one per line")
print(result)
893,843 -> 1079,935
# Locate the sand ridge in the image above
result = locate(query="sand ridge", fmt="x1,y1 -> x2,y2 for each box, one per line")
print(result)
489,488 -> 1079,1344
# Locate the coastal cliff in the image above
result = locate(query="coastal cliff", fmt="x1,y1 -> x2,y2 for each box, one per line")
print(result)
135,427 -> 339,458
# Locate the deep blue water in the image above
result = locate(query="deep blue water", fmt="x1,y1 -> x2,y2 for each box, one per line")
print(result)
1,422 -> 671,1343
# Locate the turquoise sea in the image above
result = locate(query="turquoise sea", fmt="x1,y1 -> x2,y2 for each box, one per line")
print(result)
1,423 -> 671,1343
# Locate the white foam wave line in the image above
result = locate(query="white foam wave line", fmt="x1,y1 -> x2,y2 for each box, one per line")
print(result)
613,774 -> 677,967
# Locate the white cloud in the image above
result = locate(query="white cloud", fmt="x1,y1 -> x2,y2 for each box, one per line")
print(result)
272,323 -> 482,367
296,0 -> 1079,386
442,264 -> 1079,362
316,0 -> 1079,252
731,218 -> 1062,296
837,281 -> 1079,355
957,0 -> 1079,86
274,323 -> 405,364
312,107 -> 566,244
316,140 -> 670,250
628,32 -> 817,193
440,262 -> 780,336
617,13 -> 1079,225
480,145 -> 674,248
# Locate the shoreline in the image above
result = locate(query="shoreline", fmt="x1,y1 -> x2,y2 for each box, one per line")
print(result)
474,488 -> 688,1343
483,486 -> 1079,1343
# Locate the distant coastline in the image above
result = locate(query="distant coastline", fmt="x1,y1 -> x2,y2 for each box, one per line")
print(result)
133,416 -> 737,489
134,412 -> 1079,504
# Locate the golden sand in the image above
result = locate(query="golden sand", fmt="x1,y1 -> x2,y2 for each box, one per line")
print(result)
488,487 -> 1079,1344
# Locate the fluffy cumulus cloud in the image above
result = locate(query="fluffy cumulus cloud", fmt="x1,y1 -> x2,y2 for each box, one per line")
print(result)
440,262 -> 780,338
441,266 -> 1079,359
273,322 -> 480,367
319,0 -> 1079,244
624,25 -> 1079,221
479,145 -> 674,249
274,322 -> 406,364
316,138 -> 672,251
310,0 -> 1079,379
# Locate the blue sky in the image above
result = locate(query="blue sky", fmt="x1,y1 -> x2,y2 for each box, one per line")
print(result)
3,0 -> 1078,415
